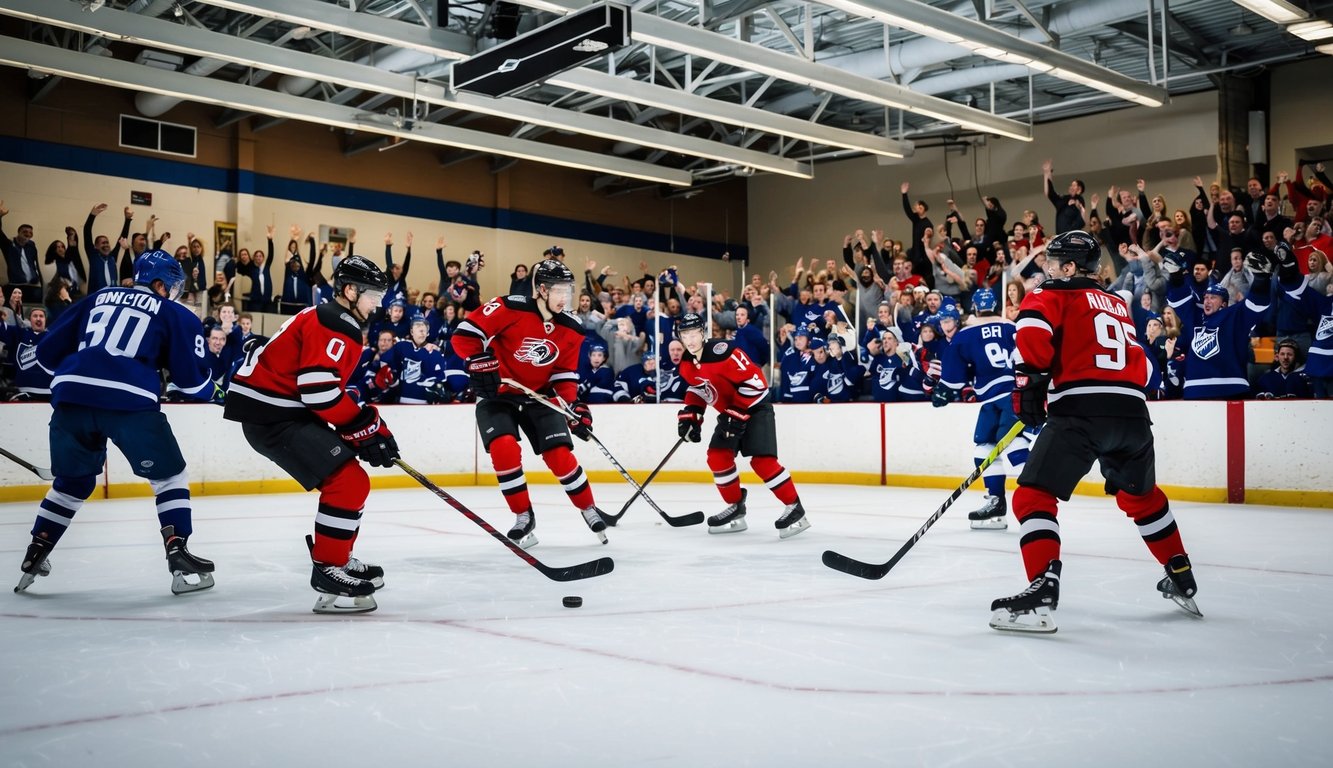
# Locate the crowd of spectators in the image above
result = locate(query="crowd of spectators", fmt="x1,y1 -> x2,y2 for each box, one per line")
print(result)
2,161 -> 1330,405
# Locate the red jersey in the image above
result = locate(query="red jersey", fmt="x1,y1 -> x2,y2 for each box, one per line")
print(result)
451,295 -> 584,402
679,339 -> 770,414
224,303 -> 364,427
1014,276 -> 1150,417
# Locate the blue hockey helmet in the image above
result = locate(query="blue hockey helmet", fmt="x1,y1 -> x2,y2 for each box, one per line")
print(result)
1204,283 -> 1229,303
971,287 -> 998,313
807,336 -> 827,350
133,249 -> 186,300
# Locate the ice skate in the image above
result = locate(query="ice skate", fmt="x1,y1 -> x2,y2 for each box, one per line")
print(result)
990,559 -> 1060,634
706,489 -> 748,534
968,494 -> 1008,530
162,525 -> 215,595
1157,553 -> 1202,618
775,500 -> 810,539
507,510 -> 538,550
311,562 -> 378,614
14,538 -> 53,593
307,535 -> 383,589
580,506 -> 609,545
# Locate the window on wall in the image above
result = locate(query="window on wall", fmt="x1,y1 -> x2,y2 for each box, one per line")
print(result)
119,115 -> 197,158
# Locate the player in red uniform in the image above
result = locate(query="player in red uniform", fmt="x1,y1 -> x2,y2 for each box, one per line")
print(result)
674,313 -> 810,539
224,255 -> 399,614
992,230 -> 1199,633
451,259 -> 608,549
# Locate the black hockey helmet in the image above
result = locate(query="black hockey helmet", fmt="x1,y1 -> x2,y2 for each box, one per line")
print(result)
677,312 -> 705,333
1045,230 -> 1102,274
532,258 -> 574,289
333,254 -> 390,297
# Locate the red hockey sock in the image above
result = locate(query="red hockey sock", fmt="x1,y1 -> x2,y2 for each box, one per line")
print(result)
707,448 -> 743,504
1117,486 -> 1184,565
1012,485 -> 1061,582
543,445 -> 594,510
313,460 -> 369,566
488,435 -> 532,515
750,455 -> 798,505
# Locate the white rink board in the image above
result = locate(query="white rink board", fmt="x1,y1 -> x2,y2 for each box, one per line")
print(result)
1243,400 -> 1333,491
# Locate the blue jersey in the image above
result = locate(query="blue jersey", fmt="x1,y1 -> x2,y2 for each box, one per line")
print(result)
657,366 -> 689,403
579,365 -> 617,404
779,347 -> 818,402
1280,274 -> 1333,378
939,319 -> 1015,405
380,340 -> 447,404
37,287 -> 213,411
1,325 -> 53,396
614,363 -> 656,402
1167,277 -> 1271,399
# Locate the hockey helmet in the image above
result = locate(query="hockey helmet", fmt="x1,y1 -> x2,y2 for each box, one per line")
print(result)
1204,283 -> 1229,302
133,249 -> 187,300
333,254 -> 390,300
971,287 -> 998,313
807,336 -> 827,351
677,312 -> 706,333
1045,230 -> 1102,274
532,258 -> 574,288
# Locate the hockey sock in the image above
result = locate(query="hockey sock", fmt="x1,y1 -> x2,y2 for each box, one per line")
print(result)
1012,485 -> 1061,581
750,455 -> 798,505
489,436 -> 532,514
31,474 -> 97,544
707,448 -> 743,504
1003,431 -> 1032,475
976,442 -> 1005,498
542,446 -> 594,510
149,471 -> 194,538
312,460 -> 369,566
1117,486 -> 1184,565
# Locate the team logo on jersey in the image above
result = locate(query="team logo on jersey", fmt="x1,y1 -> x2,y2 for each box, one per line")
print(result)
514,337 -> 559,366
16,342 -> 37,370
1191,326 -> 1221,360
688,379 -> 719,404
403,359 -> 422,384
1318,316 -> 1333,341
543,321 -> 554,334
878,367 -> 896,387
712,342 -> 728,355
827,373 -> 844,394
788,371 -> 808,386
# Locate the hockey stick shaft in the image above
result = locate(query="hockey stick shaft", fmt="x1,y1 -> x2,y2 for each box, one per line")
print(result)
500,379 -> 703,527
822,419 -> 1027,580
394,459 -> 614,582
611,437 -> 685,521
0,446 -> 54,481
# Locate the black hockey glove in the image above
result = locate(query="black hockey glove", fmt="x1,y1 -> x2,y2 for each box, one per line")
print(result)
677,405 -> 704,443
931,384 -> 954,408
339,405 -> 400,468
1274,242 -> 1300,283
465,352 -> 500,399
567,401 -> 594,441
717,407 -> 750,441
1244,251 -> 1273,276
1011,365 -> 1051,428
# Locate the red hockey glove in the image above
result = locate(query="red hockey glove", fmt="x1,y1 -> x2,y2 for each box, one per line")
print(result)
717,407 -> 750,441
465,352 -> 500,399
338,406 -> 400,468
677,405 -> 704,443
373,364 -> 397,391
1012,366 -> 1051,428
567,401 -> 594,441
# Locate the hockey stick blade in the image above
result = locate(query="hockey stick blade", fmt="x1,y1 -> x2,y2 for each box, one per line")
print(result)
609,436 -> 686,524
0,446 -> 54,481
822,420 -> 1027,580
501,378 -> 702,528
395,459 -> 614,582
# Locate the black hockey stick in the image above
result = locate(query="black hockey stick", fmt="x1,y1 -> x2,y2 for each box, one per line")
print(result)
605,437 -> 685,525
501,379 -> 704,527
0,446 -> 54,481
822,420 -> 1027,580
395,459 -> 614,582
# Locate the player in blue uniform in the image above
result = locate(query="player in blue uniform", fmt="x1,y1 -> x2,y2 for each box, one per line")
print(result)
1277,247 -> 1333,397
16,251 -> 221,595
1165,250 -> 1273,399
1,305 -> 53,400
613,352 -> 658,402
779,328 -> 818,402
579,343 -> 617,404
933,288 -> 1030,528
377,316 -> 447,404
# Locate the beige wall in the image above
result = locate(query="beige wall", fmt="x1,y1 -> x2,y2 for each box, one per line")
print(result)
1269,57 -> 1333,168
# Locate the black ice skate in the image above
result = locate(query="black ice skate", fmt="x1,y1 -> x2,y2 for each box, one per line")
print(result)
706,489 -> 748,534
508,510 -> 538,550
580,506 -> 609,545
14,537 -> 53,593
990,559 -> 1061,634
775,500 -> 810,539
1157,553 -> 1202,618
311,561 -> 378,614
162,525 -> 215,595
306,535 -> 383,589
968,494 -> 1008,530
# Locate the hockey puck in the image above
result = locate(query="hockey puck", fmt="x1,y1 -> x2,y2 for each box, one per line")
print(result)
562,596 -> 583,608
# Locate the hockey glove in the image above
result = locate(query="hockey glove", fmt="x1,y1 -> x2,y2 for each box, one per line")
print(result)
567,401 -> 594,441
1275,242 -> 1300,282
373,364 -> 397,391
1244,251 -> 1273,276
209,382 -> 227,406
339,406 -> 400,468
465,352 -> 501,399
677,405 -> 704,443
932,384 -> 955,408
1161,251 -> 1186,276
1011,365 -> 1051,428
717,407 -> 750,441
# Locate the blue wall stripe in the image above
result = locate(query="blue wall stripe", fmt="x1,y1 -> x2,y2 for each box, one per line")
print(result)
0,136 -> 745,261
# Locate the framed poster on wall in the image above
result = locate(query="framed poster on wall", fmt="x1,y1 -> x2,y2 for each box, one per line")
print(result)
214,220 -> 237,254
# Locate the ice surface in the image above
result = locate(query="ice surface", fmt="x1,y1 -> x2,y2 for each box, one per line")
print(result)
3,484 -> 1331,767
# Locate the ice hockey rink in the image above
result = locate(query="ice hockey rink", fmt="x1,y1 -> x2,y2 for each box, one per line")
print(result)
2,482 -> 1331,768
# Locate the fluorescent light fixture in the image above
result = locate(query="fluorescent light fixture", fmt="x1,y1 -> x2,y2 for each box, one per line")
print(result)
1231,0 -> 1309,24
820,0 -> 1167,108
1318,43 -> 1333,55
1287,20 -> 1333,41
